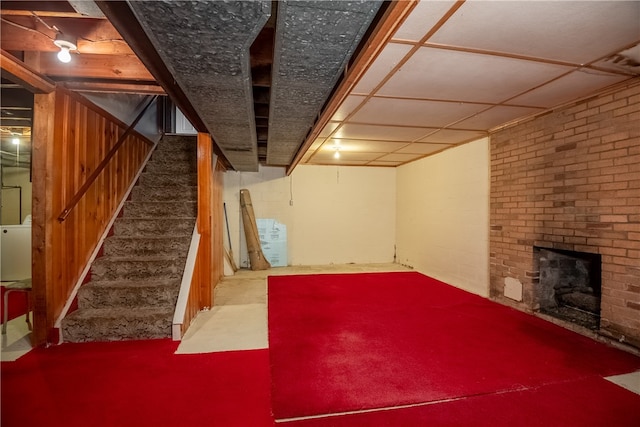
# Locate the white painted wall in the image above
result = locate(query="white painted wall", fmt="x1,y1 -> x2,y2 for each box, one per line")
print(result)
396,138 -> 490,296
223,165 -> 396,268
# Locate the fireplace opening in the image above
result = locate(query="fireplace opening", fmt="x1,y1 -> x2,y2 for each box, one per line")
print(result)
534,247 -> 602,330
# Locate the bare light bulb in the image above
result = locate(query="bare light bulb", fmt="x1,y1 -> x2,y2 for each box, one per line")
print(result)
12,137 -> 19,145
54,36 -> 77,63
57,47 -> 72,63
333,150 -> 340,159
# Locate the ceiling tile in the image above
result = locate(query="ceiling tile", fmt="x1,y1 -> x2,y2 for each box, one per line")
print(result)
367,161 -> 402,167
376,153 -> 424,162
325,139 -> 409,153
334,123 -> 431,141
352,43 -> 413,94
349,97 -> 486,127
455,106 -> 544,130
395,143 -> 452,155
509,70 -> 631,108
309,160 -> 371,166
309,138 -> 324,150
330,95 -> 366,121
429,1 -> 640,65
312,150 -> 382,162
418,129 -> 487,144
378,47 -> 573,103
593,44 -> 640,75
392,0 -> 458,42
318,121 -> 341,137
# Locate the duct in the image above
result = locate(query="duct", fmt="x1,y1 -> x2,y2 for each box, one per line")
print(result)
127,0 -> 270,171
267,1 -> 383,166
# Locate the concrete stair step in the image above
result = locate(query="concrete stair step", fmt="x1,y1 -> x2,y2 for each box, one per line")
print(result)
90,256 -> 187,281
61,307 -> 174,342
77,279 -> 180,309
103,235 -> 191,257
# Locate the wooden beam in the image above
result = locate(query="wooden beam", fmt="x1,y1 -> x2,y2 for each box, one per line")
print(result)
31,90 -> 56,346
0,49 -> 55,93
197,132 -> 214,308
95,0 -> 232,170
61,81 -> 165,95
1,19 -> 134,55
38,52 -> 154,81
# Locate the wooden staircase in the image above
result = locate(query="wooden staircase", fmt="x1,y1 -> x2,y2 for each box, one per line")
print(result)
61,135 -> 198,342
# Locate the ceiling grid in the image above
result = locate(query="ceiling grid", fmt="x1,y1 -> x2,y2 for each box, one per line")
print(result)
303,0 -> 639,168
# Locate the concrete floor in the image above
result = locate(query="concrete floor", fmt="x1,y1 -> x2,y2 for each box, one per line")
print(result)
176,263 -> 411,354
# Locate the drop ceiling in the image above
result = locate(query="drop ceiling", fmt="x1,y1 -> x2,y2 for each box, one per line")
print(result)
298,0 -> 640,168
1,1 -> 638,173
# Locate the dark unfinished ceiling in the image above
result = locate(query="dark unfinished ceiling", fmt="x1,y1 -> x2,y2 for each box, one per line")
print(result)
106,0 -> 384,172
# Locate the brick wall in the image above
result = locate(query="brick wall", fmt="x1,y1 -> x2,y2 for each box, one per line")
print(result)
490,79 -> 640,348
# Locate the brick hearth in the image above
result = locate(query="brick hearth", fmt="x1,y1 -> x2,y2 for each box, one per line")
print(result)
490,79 -> 640,348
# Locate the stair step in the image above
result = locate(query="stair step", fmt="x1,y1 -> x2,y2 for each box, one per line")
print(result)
103,235 -> 191,257
61,307 -> 174,342
61,134 -> 198,343
144,159 -> 196,174
155,136 -> 197,152
130,185 -> 197,202
91,256 -> 187,281
112,218 -> 195,237
123,201 -> 197,218
139,172 -> 197,186
77,279 -> 180,309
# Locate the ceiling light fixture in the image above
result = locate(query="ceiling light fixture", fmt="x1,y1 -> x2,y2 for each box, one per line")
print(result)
54,34 -> 77,63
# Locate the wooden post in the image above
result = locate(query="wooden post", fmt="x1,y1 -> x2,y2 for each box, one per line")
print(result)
31,90 -> 56,346
197,133 -> 214,308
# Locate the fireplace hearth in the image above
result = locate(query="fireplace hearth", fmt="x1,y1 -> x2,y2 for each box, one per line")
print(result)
535,247 -> 602,330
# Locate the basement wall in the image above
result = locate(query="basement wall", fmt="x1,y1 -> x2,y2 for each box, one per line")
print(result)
1,167 -> 32,225
490,79 -> 640,347
396,138 -> 491,296
223,164 -> 396,267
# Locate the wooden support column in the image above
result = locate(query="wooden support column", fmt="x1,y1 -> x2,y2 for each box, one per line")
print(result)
32,91 -> 56,346
197,132 -> 214,308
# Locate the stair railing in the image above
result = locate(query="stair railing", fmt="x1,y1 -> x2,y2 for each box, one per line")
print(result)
172,224 -> 201,340
57,95 -> 158,222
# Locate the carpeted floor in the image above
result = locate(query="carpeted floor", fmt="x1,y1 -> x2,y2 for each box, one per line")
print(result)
282,376 -> 640,426
0,284 -> 29,323
2,268 -> 639,426
1,340 -> 273,427
268,271 -> 640,421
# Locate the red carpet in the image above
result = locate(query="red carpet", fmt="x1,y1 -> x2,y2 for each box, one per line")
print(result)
1,340 -> 274,427
0,285 -> 29,323
268,272 -> 640,419
285,376 -> 640,426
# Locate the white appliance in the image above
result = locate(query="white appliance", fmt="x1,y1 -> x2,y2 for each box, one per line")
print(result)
1,224 -> 31,281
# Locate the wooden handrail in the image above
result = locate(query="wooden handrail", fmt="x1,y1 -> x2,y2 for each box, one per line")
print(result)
57,95 -> 158,222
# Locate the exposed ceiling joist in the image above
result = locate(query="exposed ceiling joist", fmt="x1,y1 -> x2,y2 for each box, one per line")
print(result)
0,49 -> 55,93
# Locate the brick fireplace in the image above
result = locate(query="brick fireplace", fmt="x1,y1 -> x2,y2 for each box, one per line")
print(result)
490,79 -> 640,349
